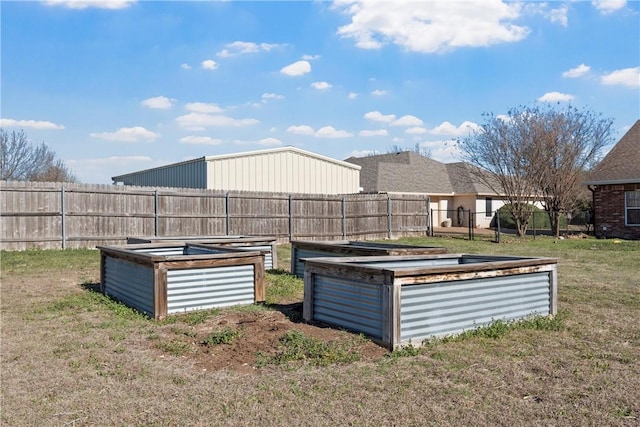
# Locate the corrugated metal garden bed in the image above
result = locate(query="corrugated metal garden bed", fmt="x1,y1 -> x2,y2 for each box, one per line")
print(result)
98,243 -> 265,320
302,254 -> 558,349
290,240 -> 449,277
127,235 -> 278,270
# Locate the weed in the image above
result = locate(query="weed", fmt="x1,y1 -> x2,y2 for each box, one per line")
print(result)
257,330 -> 361,367
155,339 -> 194,357
428,313 -> 566,345
387,343 -> 422,358
201,326 -> 244,346
180,308 -> 220,326
612,406 -> 635,419
170,326 -> 197,338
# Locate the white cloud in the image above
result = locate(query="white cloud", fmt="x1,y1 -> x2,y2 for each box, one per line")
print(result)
43,0 -> 135,9
525,3 -> 569,27
359,129 -> 388,137
262,93 -> 285,101
0,118 -> 65,130
592,0 -> 627,14
334,0 -> 529,53
423,140 -> 463,163
90,126 -> 158,142
371,89 -> 387,96
302,54 -> 320,60
258,137 -> 283,146
405,127 -> 427,134
141,96 -> 174,110
280,60 -> 311,76
429,121 -> 480,136
185,102 -> 224,113
179,135 -> 223,145
538,91 -> 575,102
217,41 -> 281,57
364,111 -> 396,123
311,81 -> 332,90
392,115 -> 423,127
315,126 -> 353,138
201,59 -> 218,70
286,124 -> 353,138
176,113 -> 259,130
563,64 -> 590,78
348,92 -> 358,99
601,67 -> 640,88
180,63 -> 191,70
286,125 -> 315,135
547,5 -> 568,27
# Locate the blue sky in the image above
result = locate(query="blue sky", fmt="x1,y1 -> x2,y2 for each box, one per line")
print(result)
1,0 -> 639,184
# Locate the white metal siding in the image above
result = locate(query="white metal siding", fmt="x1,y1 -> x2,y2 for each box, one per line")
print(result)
206,150 -> 359,194
292,248 -> 346,278
166,265 -> 255,314
103,257 -> 155,317
400,272 -> 552,344
312,274 -> 384,339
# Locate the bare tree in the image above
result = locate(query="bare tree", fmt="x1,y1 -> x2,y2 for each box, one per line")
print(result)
457,107 -> 547,236
29,159 -> 78,183
533,106 -> 613,236
458,105 -> 613,237
0,128 -> 77,182
387,143 -> 432,158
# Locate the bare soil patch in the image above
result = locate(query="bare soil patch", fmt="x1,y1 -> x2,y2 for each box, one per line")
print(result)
150,304 -> 388,374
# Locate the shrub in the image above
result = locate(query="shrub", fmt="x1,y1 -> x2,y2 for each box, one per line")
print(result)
496,204 -> 567,230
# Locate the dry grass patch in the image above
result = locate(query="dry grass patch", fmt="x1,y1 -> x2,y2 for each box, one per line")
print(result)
2,238 -> 639,426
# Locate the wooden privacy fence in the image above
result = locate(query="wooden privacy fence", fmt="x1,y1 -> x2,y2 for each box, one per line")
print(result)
0,181 -> 432,250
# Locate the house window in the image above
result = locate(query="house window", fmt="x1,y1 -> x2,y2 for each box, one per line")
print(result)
626,191 -> 640,226
485,197 -> 493,217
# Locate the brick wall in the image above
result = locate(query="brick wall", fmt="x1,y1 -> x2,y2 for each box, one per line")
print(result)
593,183 -> 640,240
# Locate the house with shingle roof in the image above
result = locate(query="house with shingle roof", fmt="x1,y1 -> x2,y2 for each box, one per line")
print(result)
585,120 -> 640,239
345,151 -> 514,228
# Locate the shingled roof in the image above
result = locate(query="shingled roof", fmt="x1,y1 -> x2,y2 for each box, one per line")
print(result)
344,152 -> 502,195
585,120 -> 640,185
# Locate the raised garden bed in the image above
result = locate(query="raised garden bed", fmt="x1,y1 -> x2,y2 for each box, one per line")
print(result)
302,253 -> 558,349
98,243 -> 265,320
127,235 -> 278,270
290,240 -> 449,277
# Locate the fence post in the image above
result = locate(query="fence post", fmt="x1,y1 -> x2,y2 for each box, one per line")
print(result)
387,195 -> 392,240
61,186 -> 66,249
430,209 -> 434,237
225,192 -> 230,235
341,196 -> 346,240
495,210 -> 501,243
468,209 -> 473,241
288,194 -> 293,242
425,196 -> 430,236
154,190 -> 159,237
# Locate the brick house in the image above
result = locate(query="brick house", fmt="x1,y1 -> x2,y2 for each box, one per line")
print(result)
585,120 -> 640,239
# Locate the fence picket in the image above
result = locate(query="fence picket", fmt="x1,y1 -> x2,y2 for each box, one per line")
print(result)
0,181 -> 432,250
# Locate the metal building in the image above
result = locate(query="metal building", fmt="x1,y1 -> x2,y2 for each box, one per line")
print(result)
111,146 -> 361,194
